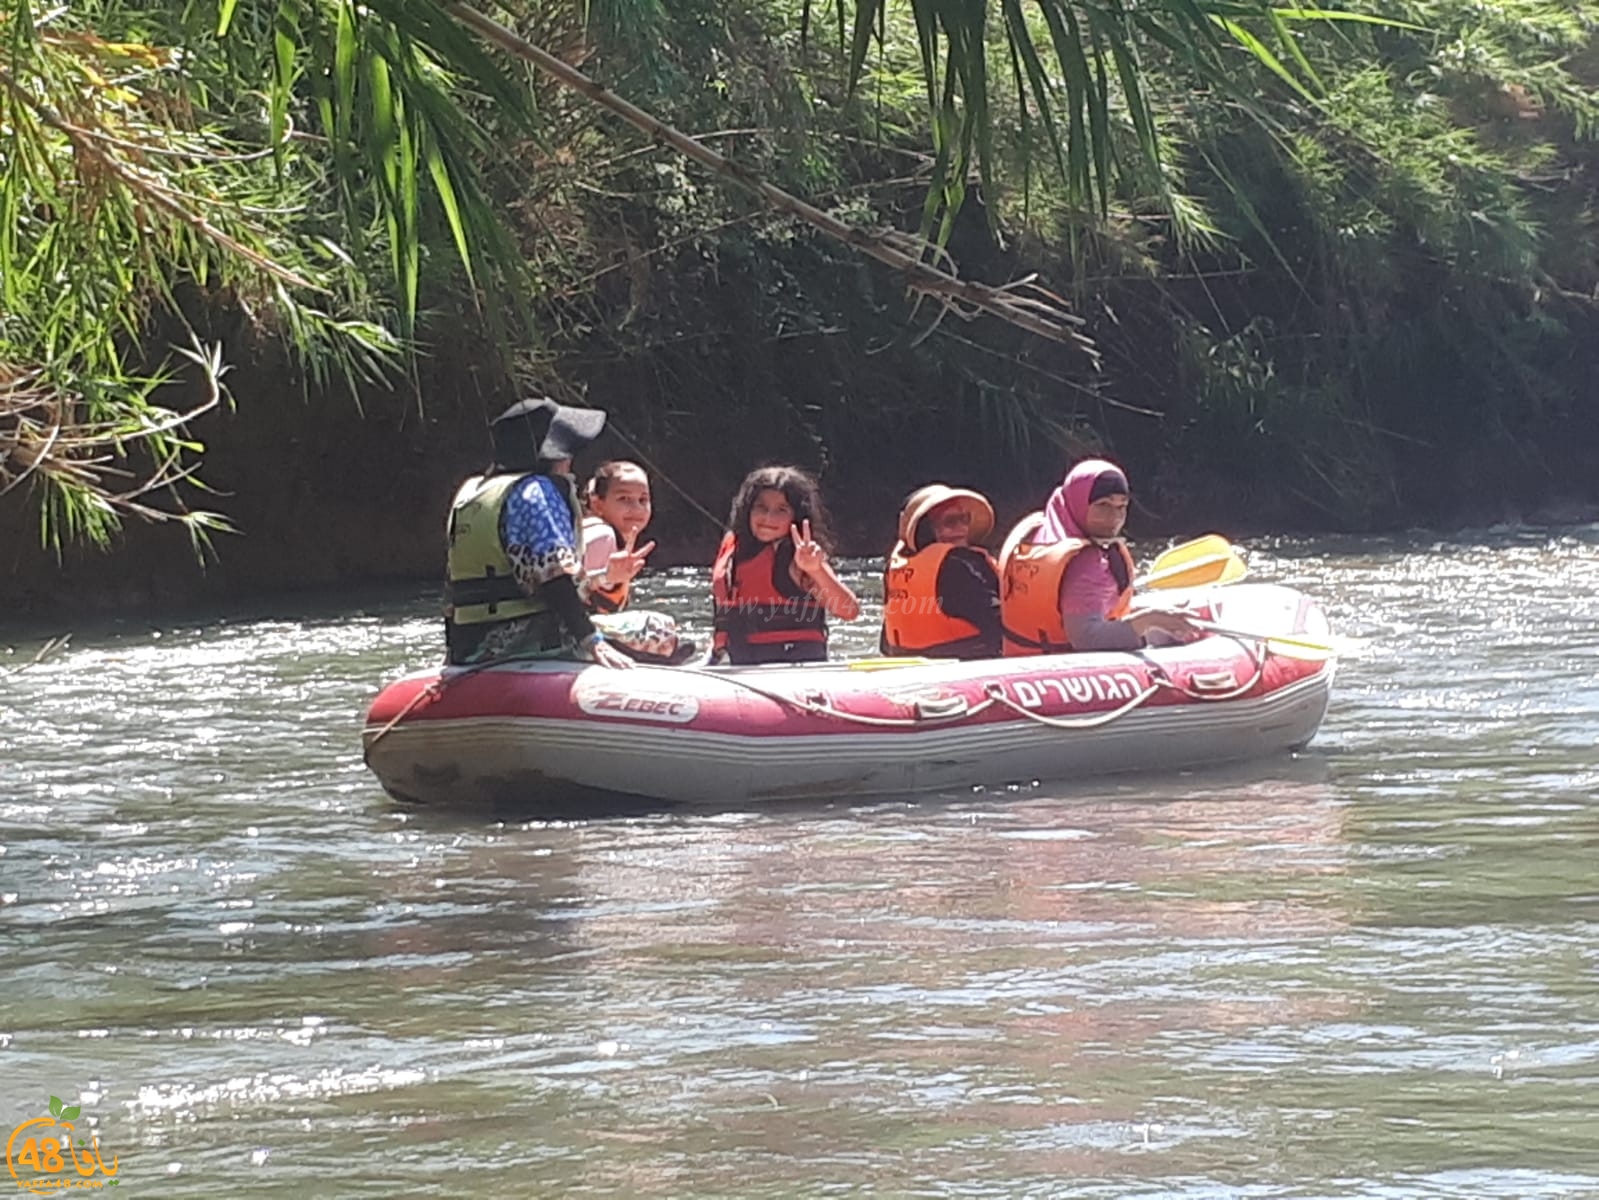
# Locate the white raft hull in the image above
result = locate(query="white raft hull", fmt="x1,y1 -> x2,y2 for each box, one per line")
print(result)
363,584 -> 1335,810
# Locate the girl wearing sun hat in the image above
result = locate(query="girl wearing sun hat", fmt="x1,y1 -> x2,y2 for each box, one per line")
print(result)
880,483 -> 1003,660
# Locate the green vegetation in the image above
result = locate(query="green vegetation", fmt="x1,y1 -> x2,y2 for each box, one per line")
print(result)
502,0 -> 1599,525
0,0 -> 536,549
2,0 -> 1595,555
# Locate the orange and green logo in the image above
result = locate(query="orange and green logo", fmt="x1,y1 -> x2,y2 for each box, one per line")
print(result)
6,1096 -> 120,1191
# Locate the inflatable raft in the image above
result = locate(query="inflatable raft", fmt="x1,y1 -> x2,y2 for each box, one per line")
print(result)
363,583 -> 1335,809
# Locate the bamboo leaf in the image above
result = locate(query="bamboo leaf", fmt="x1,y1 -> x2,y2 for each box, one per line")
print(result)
1037,0 -> 1093,209
270,1 -> 299,177
1216,16 -> 1315,101
1000,0 -> 1065,184
909,0 -> 942,126
845,0 -> 879,92
334,2 -> 358,151
1006,35 -> 1033,218
1085,18 -> 1112,218
1267,7 -> 1323,95
368,43 -> 396,153
398,100 -> 420,329
424,141 -> 473,286
957,0 -> 995,240
1267,8 -> 1425,30
378,0 -> 537,122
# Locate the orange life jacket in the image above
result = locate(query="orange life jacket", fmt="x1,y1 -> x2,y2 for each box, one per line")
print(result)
882,540 -> 1000,658
999,512 -> 1135,656
711,532 -> 828,663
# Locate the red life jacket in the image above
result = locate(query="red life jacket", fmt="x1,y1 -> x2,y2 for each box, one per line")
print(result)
882,540 -> 1000,659
999,512 -> 1135,656
711,532 -> 828,664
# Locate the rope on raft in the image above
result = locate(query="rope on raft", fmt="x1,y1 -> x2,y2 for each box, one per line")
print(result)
665,664 -> 1004,726
363,653 -> 513,759
363,681 -> 446,761
980,680 -> 1162,729
1146,641 -> 1270,703
667,638 -> 1269,730
976,642 -> 1268,729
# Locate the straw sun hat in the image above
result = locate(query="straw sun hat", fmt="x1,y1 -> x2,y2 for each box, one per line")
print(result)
898,484 -> 996,549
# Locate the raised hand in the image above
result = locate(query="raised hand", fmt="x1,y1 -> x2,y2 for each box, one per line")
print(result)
790,518 -> 825,575
604,529 -> 656,588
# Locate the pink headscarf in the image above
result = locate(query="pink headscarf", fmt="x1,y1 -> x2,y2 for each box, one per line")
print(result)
1036,458 -> 1129,545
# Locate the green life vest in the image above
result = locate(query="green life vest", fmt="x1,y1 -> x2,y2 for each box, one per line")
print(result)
445,473 -> 584,627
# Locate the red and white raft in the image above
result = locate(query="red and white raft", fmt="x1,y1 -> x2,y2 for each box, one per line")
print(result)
362,583 -> 1336,809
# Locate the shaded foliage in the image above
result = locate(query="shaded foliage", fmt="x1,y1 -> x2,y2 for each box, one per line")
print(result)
496,0 -> 1599,527
2,0 -> 1597,567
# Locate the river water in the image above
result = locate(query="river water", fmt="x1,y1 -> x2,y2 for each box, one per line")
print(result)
3,529 -> 1597,1197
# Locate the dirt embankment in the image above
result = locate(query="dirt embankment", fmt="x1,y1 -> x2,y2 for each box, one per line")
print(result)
5,282 -> 1597,625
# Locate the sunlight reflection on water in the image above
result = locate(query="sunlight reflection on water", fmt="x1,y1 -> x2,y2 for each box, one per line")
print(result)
2,528 -> 1597,1197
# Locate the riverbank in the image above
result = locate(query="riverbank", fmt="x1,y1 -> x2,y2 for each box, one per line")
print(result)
5,355 -> 1595,624
11,0 -> 1599,627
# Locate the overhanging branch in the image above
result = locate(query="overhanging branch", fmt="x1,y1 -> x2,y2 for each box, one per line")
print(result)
439,0 -> 1098,358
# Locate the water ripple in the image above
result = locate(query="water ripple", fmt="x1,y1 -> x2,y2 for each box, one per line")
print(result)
2,533 -> 1596,1196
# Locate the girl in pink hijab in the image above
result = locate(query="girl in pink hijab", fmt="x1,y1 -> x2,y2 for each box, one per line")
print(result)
1038,458 -> 1199,651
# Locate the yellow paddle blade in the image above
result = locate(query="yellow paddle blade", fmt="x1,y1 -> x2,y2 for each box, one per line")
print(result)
1137,535 -> 1245,590
1138,549 -> 1248,590
1152,534 -> 1235,572
1152,534 -> 1235,571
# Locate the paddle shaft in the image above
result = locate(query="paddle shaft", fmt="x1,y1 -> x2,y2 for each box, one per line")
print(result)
1191,620 -> 1341,655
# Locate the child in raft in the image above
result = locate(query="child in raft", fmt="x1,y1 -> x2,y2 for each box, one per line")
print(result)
581,460 -> 654,614
579,460 -> 694,664
880,483 -> 1002,660
710,465 -> 861,664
